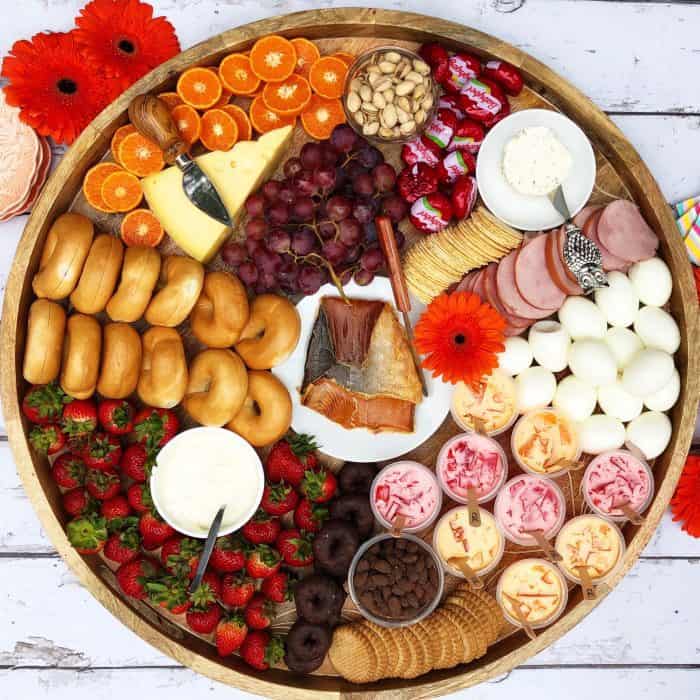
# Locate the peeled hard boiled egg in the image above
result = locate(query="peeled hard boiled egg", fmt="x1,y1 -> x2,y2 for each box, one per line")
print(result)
604,327 -> 644,369
515,366 -> 556,412
558,297 -> 607,340
528,321 -> 570,372
498,337 -> 533,376
597,380 -> 643,422
634,306 -> 681,354
626,411 -> 672,459
621,349 -> 675,398
594,271 -> 639,327
644,369 -> 680,412
628,257 -> 672,307
568,340 -> 617,387
578,414 -> 626,455
553,376 -> 597,423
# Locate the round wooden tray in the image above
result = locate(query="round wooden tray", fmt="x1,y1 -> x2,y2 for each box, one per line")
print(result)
1,8 -> 699,698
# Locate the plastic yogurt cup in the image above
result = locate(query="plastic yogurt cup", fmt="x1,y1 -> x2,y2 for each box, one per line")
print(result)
450,370 -> 518,436
582,450 -> 654,522
432,506 -> 505,578
494,474 -> 567,546
496,558 -> 568,630
370,461 -> 442,533
436,432 -> 508,504
150,427 -> 264,538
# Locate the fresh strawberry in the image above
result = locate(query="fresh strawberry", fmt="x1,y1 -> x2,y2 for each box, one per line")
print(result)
276,528 -> 314,567
266,434 -> 318,486
221,573 -> 256,608
29,423 -> 66,455
216,612 -> 248,656
119,443 -> 153,483
160,536 -> 202,578
139,511 -> 175,550
261,481 -> 299,517
186,602 -> 222,634
82,431 -> 122,470
146,574 -> 191,615
190,571 -> 222,608
133,408 -> 179,450
98,399 -> 135,435
116,556 -> 162,599
100,495 -> 135,530
246,545 -> 281,579
209,535 -> 247,574
293,498 -> 329,533
260,571 -> 292,603
66,514 -> 107,554
51,453 -> 87,489
104,528 -> 141,564
22,383 -> 71,424
127,482 -> 153,514
61,399 -> 98,436
62,488 -> 97,517
240,630 -> 284,670
242,510 -> 281,545
300,468 -> 337,503
86,468 -> 121,500
244,593 -> 274,630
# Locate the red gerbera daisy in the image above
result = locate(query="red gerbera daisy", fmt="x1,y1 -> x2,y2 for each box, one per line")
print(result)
75,0 -> 180,91
1,31 -> 114,144
671,453 -> 700,538
414,291 -> 506,388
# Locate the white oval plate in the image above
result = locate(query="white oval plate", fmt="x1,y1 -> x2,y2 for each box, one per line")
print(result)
476,108 -> 596,231
272,278 -> 452,463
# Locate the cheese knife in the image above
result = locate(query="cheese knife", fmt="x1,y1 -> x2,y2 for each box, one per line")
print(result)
128,93 -> 232,227
189,505 -> 226,594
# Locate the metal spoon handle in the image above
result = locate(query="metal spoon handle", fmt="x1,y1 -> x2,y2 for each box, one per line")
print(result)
189,506 -> 225,594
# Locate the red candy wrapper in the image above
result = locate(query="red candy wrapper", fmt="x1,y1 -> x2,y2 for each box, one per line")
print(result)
448,118 -> 485,154
401,136 -> 441,167
424,108 -> 457,150
482,60 -> 524,96
451,176 -> 478,219
419,42 -> 449,83
397,163 -> 439,204
483,97 -> 511,128
410,192 -> 453,234
457,77 -> 506,122
438,94 -> 466,120
436,150 -> 475,184
442,52 -> 481,94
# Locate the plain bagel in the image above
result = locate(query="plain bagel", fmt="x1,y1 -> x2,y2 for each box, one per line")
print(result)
23,299 -> 66,384
138,326 -> 188,408
97,323 -> 142,399
60,314 -> 102,399
106,246 -> 161,322
235,294 -> 300,370
184,349 -> 249,426
227,370 -> 292,447
145,255 -> 204,327
70,233 -> 124,315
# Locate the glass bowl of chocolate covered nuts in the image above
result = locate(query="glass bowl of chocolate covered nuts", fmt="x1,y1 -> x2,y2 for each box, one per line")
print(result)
347,532 -> 445,628
343,46 -> 438,144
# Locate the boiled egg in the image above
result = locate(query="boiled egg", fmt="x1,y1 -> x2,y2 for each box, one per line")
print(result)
604,327 -> 644,369
594,271 -> 639,327
644,369 -> 680,412
528,321 -> 570,372
568,340 -> 617,387
626,411 -> 672,459
628,257 -> 672,307
578,414 -> 626,455
597,380 -> 643,422
621,349 -> 675,398
634,306 -> 681,354
558,297 -> 607,340
515,366 -> 556,412
498,336 -> 533,376
553,376 -> 597,423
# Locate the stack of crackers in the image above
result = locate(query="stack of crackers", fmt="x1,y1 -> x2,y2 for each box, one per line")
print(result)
404,207 -> 522,304
328,585 -> 504,683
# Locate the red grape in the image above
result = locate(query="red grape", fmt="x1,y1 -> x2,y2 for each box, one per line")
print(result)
238,261 -> 259,286
381,194 -> 408,223
354,269 -> 375,286
360,246 -> 384,272
344,160 -> 367,180
318,220 -> 337,239
345,245 -> 361,264
356,145 -> 383,169
245,238 -> 263,257
221,241 -> 247,267
352,173 -> 374,196
245,193 -> 265,218
267,228 -> 291,253
298,265 -> 324,295
300,142 -> 323,169
245,217 -> 267,240
284,157 -> 303,179
278,258 -> 299,284
322,240 -> 347,266
321,143 -> 339,167
254,248 -> 281,275
363,221 -> 377,243
294,170 -> 316,197
313,167 -> 336,192
337,268 -> 354,285
291,229 -> 316,256
372,163 -> 397,192
262,180 -> 281,202
292,197 -> 315,222
268,202 -> 290,225
256,270 -> 277,292
338,218 -> 361,246
279,184 -> 296,205
330,124 -> 358,153
326,195 -> 352,222
353,200 -> 373,224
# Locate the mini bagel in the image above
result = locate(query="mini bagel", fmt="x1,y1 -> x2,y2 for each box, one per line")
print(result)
138,326 -> 188,408
184,349 -> 248,426
145,255 -> 204,327
60,314 -> 101,399
32,213 -> 94,300
227,370 -> 292,447
23,299 -> 66,384
106,246 -> 161,322
97,323 -> 142,399
190,271 -> 249,348
235,294 -> 300,369
70,233 -> 124,314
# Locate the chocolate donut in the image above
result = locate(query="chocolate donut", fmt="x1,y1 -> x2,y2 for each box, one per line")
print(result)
313,519 -> 360,578
338,462 -> 377,494
285,620 -> 331,664
284,648 -> 325,674
330,494 -> 375,538
294,573 -> 345,625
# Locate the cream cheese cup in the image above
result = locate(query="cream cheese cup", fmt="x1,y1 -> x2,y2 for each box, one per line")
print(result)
150,426 -> 264,538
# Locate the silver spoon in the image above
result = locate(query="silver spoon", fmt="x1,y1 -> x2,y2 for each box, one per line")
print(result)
188,505 -> 226,594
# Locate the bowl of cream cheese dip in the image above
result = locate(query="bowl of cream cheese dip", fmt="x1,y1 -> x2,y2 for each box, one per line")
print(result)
150,427 -> 264,538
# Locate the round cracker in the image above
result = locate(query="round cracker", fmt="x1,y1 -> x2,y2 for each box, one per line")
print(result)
328,625 -> 376,683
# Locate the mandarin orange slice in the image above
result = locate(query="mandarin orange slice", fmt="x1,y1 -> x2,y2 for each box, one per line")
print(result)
120,208 -> 165,247
218,53 -> 261,95
308,56 -> 348,99
301,94 -> 346,140
213,88 -> 232,108
262,74 -> 311,116
291,38 -> 320,79
200,108 -> 239,151
177,67 -> 223,109
249,95 -> 297,134
110,125 -> 137,165
157,91 -> 183,109
222,104 -> 252,142
171,104 -> 201,146
249,35 -> 297,83
101,171 -> 143,212
332,52 -> 355,67
118,132 -> 164,177
82,162 -> 122,213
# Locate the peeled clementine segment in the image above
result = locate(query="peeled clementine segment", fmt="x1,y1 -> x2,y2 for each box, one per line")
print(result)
309,56 -> 348,99
110,125 -> 137,164
222,104 -> 252,142
249,35 -> 297,83
249,95 -> 297,134
218,53 -> 261,96
157,91 -> 183,109
101,171 -> 143,212
118,132 -> 164,177
171,104 -> 201,146
301,95 -> 346,140
332,52 -> 355,67
120,208 -> 165,247
177,67 -> 223,109
82,162 -> 122,213
200,108 -> 239,151
262,74 -> 311,116
291,37 -> 320,79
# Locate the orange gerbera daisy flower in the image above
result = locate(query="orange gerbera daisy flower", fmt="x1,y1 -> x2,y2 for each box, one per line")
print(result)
1,31 -> 114,144
671,453 -> 700,538
414,291 -> 506,387
75,0 -> 180,91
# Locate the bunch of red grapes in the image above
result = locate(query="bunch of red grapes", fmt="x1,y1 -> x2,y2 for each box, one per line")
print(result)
221,124 -> 408,296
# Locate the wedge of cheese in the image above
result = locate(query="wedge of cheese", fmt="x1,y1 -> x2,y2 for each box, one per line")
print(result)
142,125 -> 293,263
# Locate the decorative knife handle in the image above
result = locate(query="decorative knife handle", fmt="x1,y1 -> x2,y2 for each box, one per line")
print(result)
562,222 -> 608,294
128,94 -> 187,165
376,216 -> 411,313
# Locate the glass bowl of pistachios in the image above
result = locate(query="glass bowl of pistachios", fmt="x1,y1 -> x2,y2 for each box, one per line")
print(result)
343,46 -> 438,144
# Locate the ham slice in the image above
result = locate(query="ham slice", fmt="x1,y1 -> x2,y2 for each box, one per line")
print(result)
597,199 -> 659,263
496,250 -> 552,320
583,209 -> 629,272
514,236 -> 566,311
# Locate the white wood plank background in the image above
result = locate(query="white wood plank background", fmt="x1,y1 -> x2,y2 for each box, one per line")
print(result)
1,1 -> 699,698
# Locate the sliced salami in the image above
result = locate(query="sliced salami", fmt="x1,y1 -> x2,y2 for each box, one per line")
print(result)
583,209 -> 629,272
572,204 -> 602,229
495,250 -> 552,320
545,227 -> 582,295
514,236 -> 566,311
597,199 -> 659,263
